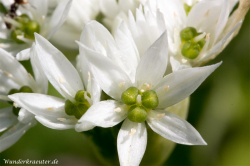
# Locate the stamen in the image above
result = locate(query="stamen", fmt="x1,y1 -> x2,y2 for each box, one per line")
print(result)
13,102 -> 18,108
157,113 -> 165,119
88,72 -> 91,81
215,18 -> 219,25
57,118 -> 66,122
174,28 -> 179,34
119,82 -> 125,87
84,92 -> 92,105
129,128 -> 136,136
4,17 -> 23,28
193,32 -> 206,42
4,71 -> 13,78
42,15 -> 45,20
206,33 -> 210,40
142,83 -> 151,90
164,86 -> 170,92
114,107 -> 121,112
58,77 -> 64,84
45,107 -> 53,111
182,59 -> 187,63
140,89 -> 145,93
204,10 -> 210,17
174,12 -> 178,18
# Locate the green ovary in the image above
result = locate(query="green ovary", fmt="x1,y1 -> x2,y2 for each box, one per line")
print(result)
64,90 -> 91,119
8,85 -> 33,116
180,27 -> 206,59
121,87 -> 159,123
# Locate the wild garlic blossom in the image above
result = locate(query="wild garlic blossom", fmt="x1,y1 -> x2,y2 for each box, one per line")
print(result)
76,21 -> 222,165
0,0 -> 72,58
0,45 -> 47,152
9,33 -> 101,131
50,0 -> 142,50
127,0 -> 243,67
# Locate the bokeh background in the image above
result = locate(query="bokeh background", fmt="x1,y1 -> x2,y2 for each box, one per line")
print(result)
0,11 -> 249,166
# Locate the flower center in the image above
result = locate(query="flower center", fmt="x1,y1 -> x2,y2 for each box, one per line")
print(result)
121,87 -> 159,123
8,86 -> 33,116
64,90 -> 91,119
180,27 -> 206,59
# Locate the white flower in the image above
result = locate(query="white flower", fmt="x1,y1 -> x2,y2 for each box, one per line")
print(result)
137,0 -> 243,66
50,0 -> 142,50
0,0 -> 72,58
9,33 -> 101,131
76,23 -> 221,165
0,45 -> 47,152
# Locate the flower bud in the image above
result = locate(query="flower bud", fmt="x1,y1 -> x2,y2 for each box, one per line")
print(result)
75,104 -> 89,119
121,87 -> 139,105
128,105 -> 147,123
180,27 -> 197,42
75,90 -> 91,103
19,86 -> 33,93
65,99 -> 75,116
141,90 -> 159,109
24,20 -> 40,39
11,29 -> 24,44
181,42 -> 200,59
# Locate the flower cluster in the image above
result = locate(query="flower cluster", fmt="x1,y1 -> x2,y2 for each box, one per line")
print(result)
0,0 -> 249,166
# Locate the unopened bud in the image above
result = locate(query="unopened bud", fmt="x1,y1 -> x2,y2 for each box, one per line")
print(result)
128,106 -> 147,123
121,87 -> 139,105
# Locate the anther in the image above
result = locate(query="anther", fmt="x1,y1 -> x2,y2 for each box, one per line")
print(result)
58,77 -> 63,83
57,118 -> 66,121
204,10 -> 210,17
13,102 -> 18,108
4,71 -> 13,78
114,107 -> 121,113
119,82 -> 125,87
182,59 -> 187,63
157,113 -> 165,119
45,107 -> 53,111
129,128 -> 136,136
206,33 -> 210,40
174,12 -> 178,18
164,86 -> 170,92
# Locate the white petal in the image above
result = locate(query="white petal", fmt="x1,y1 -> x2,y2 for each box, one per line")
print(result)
136,31 -> 168,89
0,107 -> 17,132
77,42 -> 132,100
35,33 -> 83,100
147,110 -> 207,145
16,48 -> 31,61
26,0 -> 48,25
8,93 -> 71,119
117,118 -> 147,166
155,62 -> 222,108
35,116 -> 75,130
18,108 -> 35,124
30,43 -> 48,94
47,0 -> 73,39
76,100 -> 127,132
170,56 -> 190,72
0,121 -> 36,153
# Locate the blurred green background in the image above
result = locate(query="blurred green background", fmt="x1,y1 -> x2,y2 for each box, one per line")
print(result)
0,11 -> 249,166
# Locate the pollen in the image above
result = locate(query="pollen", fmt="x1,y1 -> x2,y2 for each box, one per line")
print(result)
204,10 -> 210,17
114,107 -> 121,112
4,71 -> 13,78
119,82 -> 125,87
13,102 -> 18,108
164,86 -> 170,91
157,113 -> 165,119
129,128 -> 136,136
58,77 -> 64,83
57,118 -> 66,121
45,107 -> 53,111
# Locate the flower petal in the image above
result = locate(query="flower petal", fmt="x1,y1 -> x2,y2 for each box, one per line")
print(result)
47,0 -> 73,39
147,110 -> 206,145
155,62 -> 222,108
0,107 -> 17,132
35,116 -> 75,130
136,31 -> 168,89
77,42 -> 132,100
76,100 -> 127,132
16,48 -> 31,61
117,118 -> 147,166
18,108 -> 35,124
0,121 -> 36,153
35,33 -> 83,101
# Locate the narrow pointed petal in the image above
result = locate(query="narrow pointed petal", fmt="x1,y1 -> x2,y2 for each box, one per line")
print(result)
76,100 -> 127,132
77,42 -> 132,100
155,62 -> 222,108
0,107 -> 17,132
136,31 -> 168,89
170,57 -> 190,72
16,48 -> 31,61
0,121 -> 36,153
35,116 -> 75,130
117,119 -> 147,166
47,0 -> 73,39
35,33 -> 83,100
147,110 -> 207,145
18,108 -> 35,124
